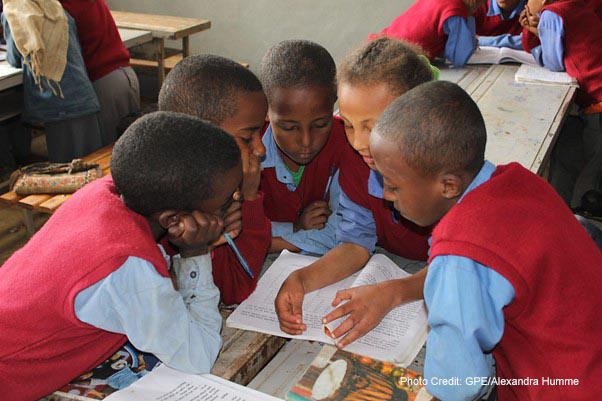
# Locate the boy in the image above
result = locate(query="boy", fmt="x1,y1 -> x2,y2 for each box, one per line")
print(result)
367,0 -> 485,66
0,112 -> 243,400
259,40 -> 350,256
158,54 -> 271,304
523,0 -> 602,208
475,0 -> 526,49
333,81 -> 601,400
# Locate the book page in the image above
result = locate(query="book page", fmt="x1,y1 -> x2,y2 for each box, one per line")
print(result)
499,47 -> 537,65
515,64 -> 578,85
467,46 -> 536,65
104,364 -> 283,401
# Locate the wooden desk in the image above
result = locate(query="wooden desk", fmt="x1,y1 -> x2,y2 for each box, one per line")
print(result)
110,10 -> 211,86
118,28 -> 153,49
0,62 -> 22,92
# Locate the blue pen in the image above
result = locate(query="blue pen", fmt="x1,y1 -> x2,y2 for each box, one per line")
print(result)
224,232 -> 254,279
322,164 -> 336,201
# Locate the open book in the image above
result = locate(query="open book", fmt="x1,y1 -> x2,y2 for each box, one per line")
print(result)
467,46 -> 537,65
226,250 -> 428,366
287,345 -> 432,401
104,364 -> 283,401
515,64 -> 578,85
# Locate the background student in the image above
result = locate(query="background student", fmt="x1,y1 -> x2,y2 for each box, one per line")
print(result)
158,54 -> 271,304
475,0 -> 526,49
0,112 -> 243,400
367,0 -> 484,66
258,39 -> 350,256
523,0 -> 602,208
275,38 -> 435,342
365,80 -> 601,401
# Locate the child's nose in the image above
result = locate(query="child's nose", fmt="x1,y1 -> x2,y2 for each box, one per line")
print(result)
300,129 -> 312,148
253,136 -> 266,157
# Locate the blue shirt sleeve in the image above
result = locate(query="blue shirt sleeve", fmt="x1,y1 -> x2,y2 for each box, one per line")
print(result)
335,188 -> 377,252
271,221 -> 294,237
443,16 -> 477,66
74,251 -> 223,374
281,170 -> 341,255
532,10 -> 565,71
423,255 -> 515,400
478,33 -> 522,50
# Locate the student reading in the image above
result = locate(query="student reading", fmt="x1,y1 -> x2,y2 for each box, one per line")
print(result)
258,39 -> 349,256
474,0 -> 525,49
158,54 -> 271,304
338,80 -> 601,401
0,112 -> 244,400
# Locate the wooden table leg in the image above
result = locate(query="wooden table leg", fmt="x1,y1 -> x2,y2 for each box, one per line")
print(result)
23,209 -> 35,237
154,37 -> 166,88
182,36 -> 190,58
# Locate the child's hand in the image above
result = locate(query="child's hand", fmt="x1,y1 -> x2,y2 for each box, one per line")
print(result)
275,271 -> 307,335
239,140 -> 262,201
322,282 -> 397,349
523,5 -> 540,36
211,196 -> 243,247
294,201 -> 332,232
167,211 -> 224,258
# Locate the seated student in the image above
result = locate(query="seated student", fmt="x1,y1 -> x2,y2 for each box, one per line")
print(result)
367,0 -> 485,66
2,1 -> 102,162
364,80 -> 602,401
475,0 -> 526,49
0,112 -> 242,400
522,0 -> 602,208
158,54 -> 271,305
275,38 -> 435,342
258,40 -> 349,256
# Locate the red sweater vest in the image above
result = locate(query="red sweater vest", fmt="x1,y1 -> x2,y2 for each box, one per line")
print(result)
368,0 -> 468,60
339,145 -> 430,261
544,0 -> 602,107
261,117 -> 351,222
429,163 -> 602,401
0,176 -> 168,401
60,0 -> 131,82
474,0 -> 523,36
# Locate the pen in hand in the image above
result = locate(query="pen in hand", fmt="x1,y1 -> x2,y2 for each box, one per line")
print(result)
322,164 -> 336,201
224,232 -> 254,279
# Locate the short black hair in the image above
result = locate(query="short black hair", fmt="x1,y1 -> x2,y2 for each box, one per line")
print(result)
158,54 -> 263,125
338,37 -> 433,97
111,111 -> 241,216
259,39 -> 337,102
374,81 -> 486,177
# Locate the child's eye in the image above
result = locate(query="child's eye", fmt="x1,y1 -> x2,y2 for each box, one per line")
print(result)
279,125 -> 297,132
344,125 -> 354,131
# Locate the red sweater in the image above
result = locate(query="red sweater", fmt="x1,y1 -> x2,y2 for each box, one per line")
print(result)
261,117 -> 350,222
339,145 -> 430,261
367,0 -> 468,60
429,163 -> 602,401
60,0 -> 130,81
0,176 -> 168,401
543,0 -> 602,107
474,0 -> 523,36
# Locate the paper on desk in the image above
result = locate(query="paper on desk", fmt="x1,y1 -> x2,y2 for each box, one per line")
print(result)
515,64 -> 578,86
104,364 -> 283,401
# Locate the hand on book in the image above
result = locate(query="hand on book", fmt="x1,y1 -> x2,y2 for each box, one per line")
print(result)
274,270 -> 307,334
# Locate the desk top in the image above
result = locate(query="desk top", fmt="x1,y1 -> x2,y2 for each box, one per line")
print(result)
111,10 -> 211,40
118,27 -> 152,49
0,61 -> 23,92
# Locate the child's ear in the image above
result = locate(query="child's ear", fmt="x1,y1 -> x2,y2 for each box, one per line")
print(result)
440,173 -> 464,199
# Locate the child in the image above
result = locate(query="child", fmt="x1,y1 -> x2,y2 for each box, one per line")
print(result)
367,0 -> 485,66
275,38 -> 434,342
475,0 -> 526,49
365,80 -> 602,400
258,40 -> 350,256
2,1 -> 102,162
524,0 -> 602,207
158,54 -> 271,304
0,112 -> 242,399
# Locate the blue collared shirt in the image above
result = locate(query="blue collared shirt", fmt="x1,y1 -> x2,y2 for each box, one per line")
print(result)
443,16 -> 477,66
531,10 -> 565,72
424,161 -> 516,400
261,124 -> 341,255
477,0 -> 525,49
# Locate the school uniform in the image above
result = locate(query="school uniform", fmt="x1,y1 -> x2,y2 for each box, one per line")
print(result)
0,176 -> 223,400
260,117 -> 348,255
337,144 -> 430,261
367,0 -> 476,66
530,0 -> 602,205
60,0 -> 140,145
424,161 -> 602,401
475,0 -> 525,49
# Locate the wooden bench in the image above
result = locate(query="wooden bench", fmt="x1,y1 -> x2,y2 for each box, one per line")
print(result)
0,144 -> 113,236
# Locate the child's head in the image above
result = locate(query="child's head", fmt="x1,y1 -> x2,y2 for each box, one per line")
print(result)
464,0 -> 487,13
158,54 -> 268,159
259,39 -> 337,170
496,0 -> 522,11
370,81 -> 486,227
111,111 -> 242,219
337,37 -> 434,170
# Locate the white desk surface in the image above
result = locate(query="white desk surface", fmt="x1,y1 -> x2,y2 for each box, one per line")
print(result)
0,61 -> 23,92
117,27 -> 152,49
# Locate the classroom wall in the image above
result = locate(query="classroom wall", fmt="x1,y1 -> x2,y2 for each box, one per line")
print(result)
106,0 -> 414,73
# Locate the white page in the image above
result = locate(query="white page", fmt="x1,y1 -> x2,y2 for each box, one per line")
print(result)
515,63 -> 578,85
104,364 -> 283,401
467,46 -> 537,65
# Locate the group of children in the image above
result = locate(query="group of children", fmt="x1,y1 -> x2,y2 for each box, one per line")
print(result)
1,3 -> 601,401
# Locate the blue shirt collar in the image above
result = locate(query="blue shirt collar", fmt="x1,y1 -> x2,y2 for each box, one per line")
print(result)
487,0 -> 525,19
458,160 -> 496,203
261,124 -> 296,187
